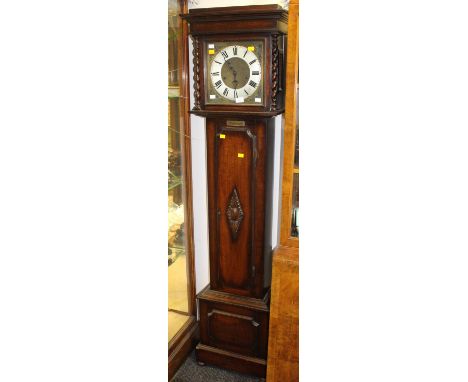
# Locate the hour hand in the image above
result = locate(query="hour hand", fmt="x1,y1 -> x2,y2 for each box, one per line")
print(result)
232,71 -> 238,88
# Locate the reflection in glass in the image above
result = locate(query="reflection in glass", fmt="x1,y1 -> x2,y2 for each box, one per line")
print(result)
291,83 -> 299,237
168,0 -> 190,342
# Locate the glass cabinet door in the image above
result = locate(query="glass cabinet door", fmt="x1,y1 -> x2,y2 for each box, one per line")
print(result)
291,81 -> 299,237
168,0 -> 194,343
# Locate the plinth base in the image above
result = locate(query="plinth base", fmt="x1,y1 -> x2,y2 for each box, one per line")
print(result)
196,286 -> 270,378
196,344 -> 267,377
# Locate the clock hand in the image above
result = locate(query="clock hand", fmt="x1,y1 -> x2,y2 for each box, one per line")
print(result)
232,70 -> 238,88
225,61 -> 236,85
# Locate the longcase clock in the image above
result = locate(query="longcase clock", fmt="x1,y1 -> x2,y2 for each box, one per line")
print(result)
182,5 -> 288,378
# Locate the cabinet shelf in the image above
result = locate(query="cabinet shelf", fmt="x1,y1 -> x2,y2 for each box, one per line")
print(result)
168,244 -> 185,266
168,180 -> 182,191
168,179 -> 183,191
168,169 -> 183,190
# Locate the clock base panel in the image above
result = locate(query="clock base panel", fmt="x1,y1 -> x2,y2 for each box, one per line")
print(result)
196,344 -> 267,378
196,286 -> 270,378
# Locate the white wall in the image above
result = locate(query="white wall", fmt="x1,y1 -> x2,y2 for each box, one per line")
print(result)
188,37 -> 211,294
271,115 -> 283,247
188,0 -> 285,293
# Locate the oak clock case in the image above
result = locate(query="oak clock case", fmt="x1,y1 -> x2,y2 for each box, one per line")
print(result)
182,5 -> 287,378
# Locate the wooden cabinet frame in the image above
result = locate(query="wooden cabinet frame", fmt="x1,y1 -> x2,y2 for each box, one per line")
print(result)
168,0 -> 198,380
267,1 -> 299,381
279,0 -> 299,249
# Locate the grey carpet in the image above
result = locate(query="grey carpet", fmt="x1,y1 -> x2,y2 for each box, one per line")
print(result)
172,350 -> 262,382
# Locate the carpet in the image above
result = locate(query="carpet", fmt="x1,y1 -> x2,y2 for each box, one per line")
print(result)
172,350 -> 262,382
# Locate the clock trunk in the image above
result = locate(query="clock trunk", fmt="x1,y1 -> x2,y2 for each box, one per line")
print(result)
206,117 -> 275,299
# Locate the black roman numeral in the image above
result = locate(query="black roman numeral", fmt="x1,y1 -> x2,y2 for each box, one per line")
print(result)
221,50 -> 228,60
234,89 -> 238,98
252,71 -> 260,75
233,46 -> 238,55
215,80 -> 222,88
243,49 -> 248,58
223,88 -> 229,96
244,89 -> 249,95
249,59 -> 257,65
211,72 -> 219,76
249,80 -> 257,88
214,60 -> 222,65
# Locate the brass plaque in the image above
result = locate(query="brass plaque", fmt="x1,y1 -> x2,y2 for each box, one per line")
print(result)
226,120 -> 245,127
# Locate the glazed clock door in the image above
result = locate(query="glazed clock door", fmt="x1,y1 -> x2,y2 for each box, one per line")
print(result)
206,118 -> 269,299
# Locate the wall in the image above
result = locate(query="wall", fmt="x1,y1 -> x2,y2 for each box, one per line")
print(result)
188,37 -> 211,294
188,0 -> 286,293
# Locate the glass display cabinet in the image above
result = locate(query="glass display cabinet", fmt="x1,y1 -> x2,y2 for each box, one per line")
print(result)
291,81 -> 299,238
168,0 -> 197,379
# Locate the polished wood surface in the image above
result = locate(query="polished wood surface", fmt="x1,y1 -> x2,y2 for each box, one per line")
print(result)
279,0 -> 299,247
168,0 -> 197,379
197,286 -> 270,378
198,285 -> 270,312
196,344 -> 267,377
199,115 -> 275,378
182,6 -> 287,114
206,117 -> 273,298
179,0 -> 197,316
199,295 -> 269,359
182,5 -> 288,36
267,1 -> 299,381
168,317 -> 199,381
266,245 -> 299,382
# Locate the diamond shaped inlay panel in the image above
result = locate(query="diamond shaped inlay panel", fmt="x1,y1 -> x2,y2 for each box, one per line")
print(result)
226,187 -> 244,240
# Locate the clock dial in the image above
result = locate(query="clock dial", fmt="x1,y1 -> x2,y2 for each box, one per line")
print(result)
209,45 -> 262,102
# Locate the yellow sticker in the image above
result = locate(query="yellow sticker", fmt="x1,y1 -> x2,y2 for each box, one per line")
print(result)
208,49 -> 215,55
219,134 -> 226,139
248,46 -> 255,51
238,153 -> 244,158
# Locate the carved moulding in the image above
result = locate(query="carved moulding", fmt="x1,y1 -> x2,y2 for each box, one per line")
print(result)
226,186 -> 244,240
271,33 -> 279,111
191,35 -> 201,110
